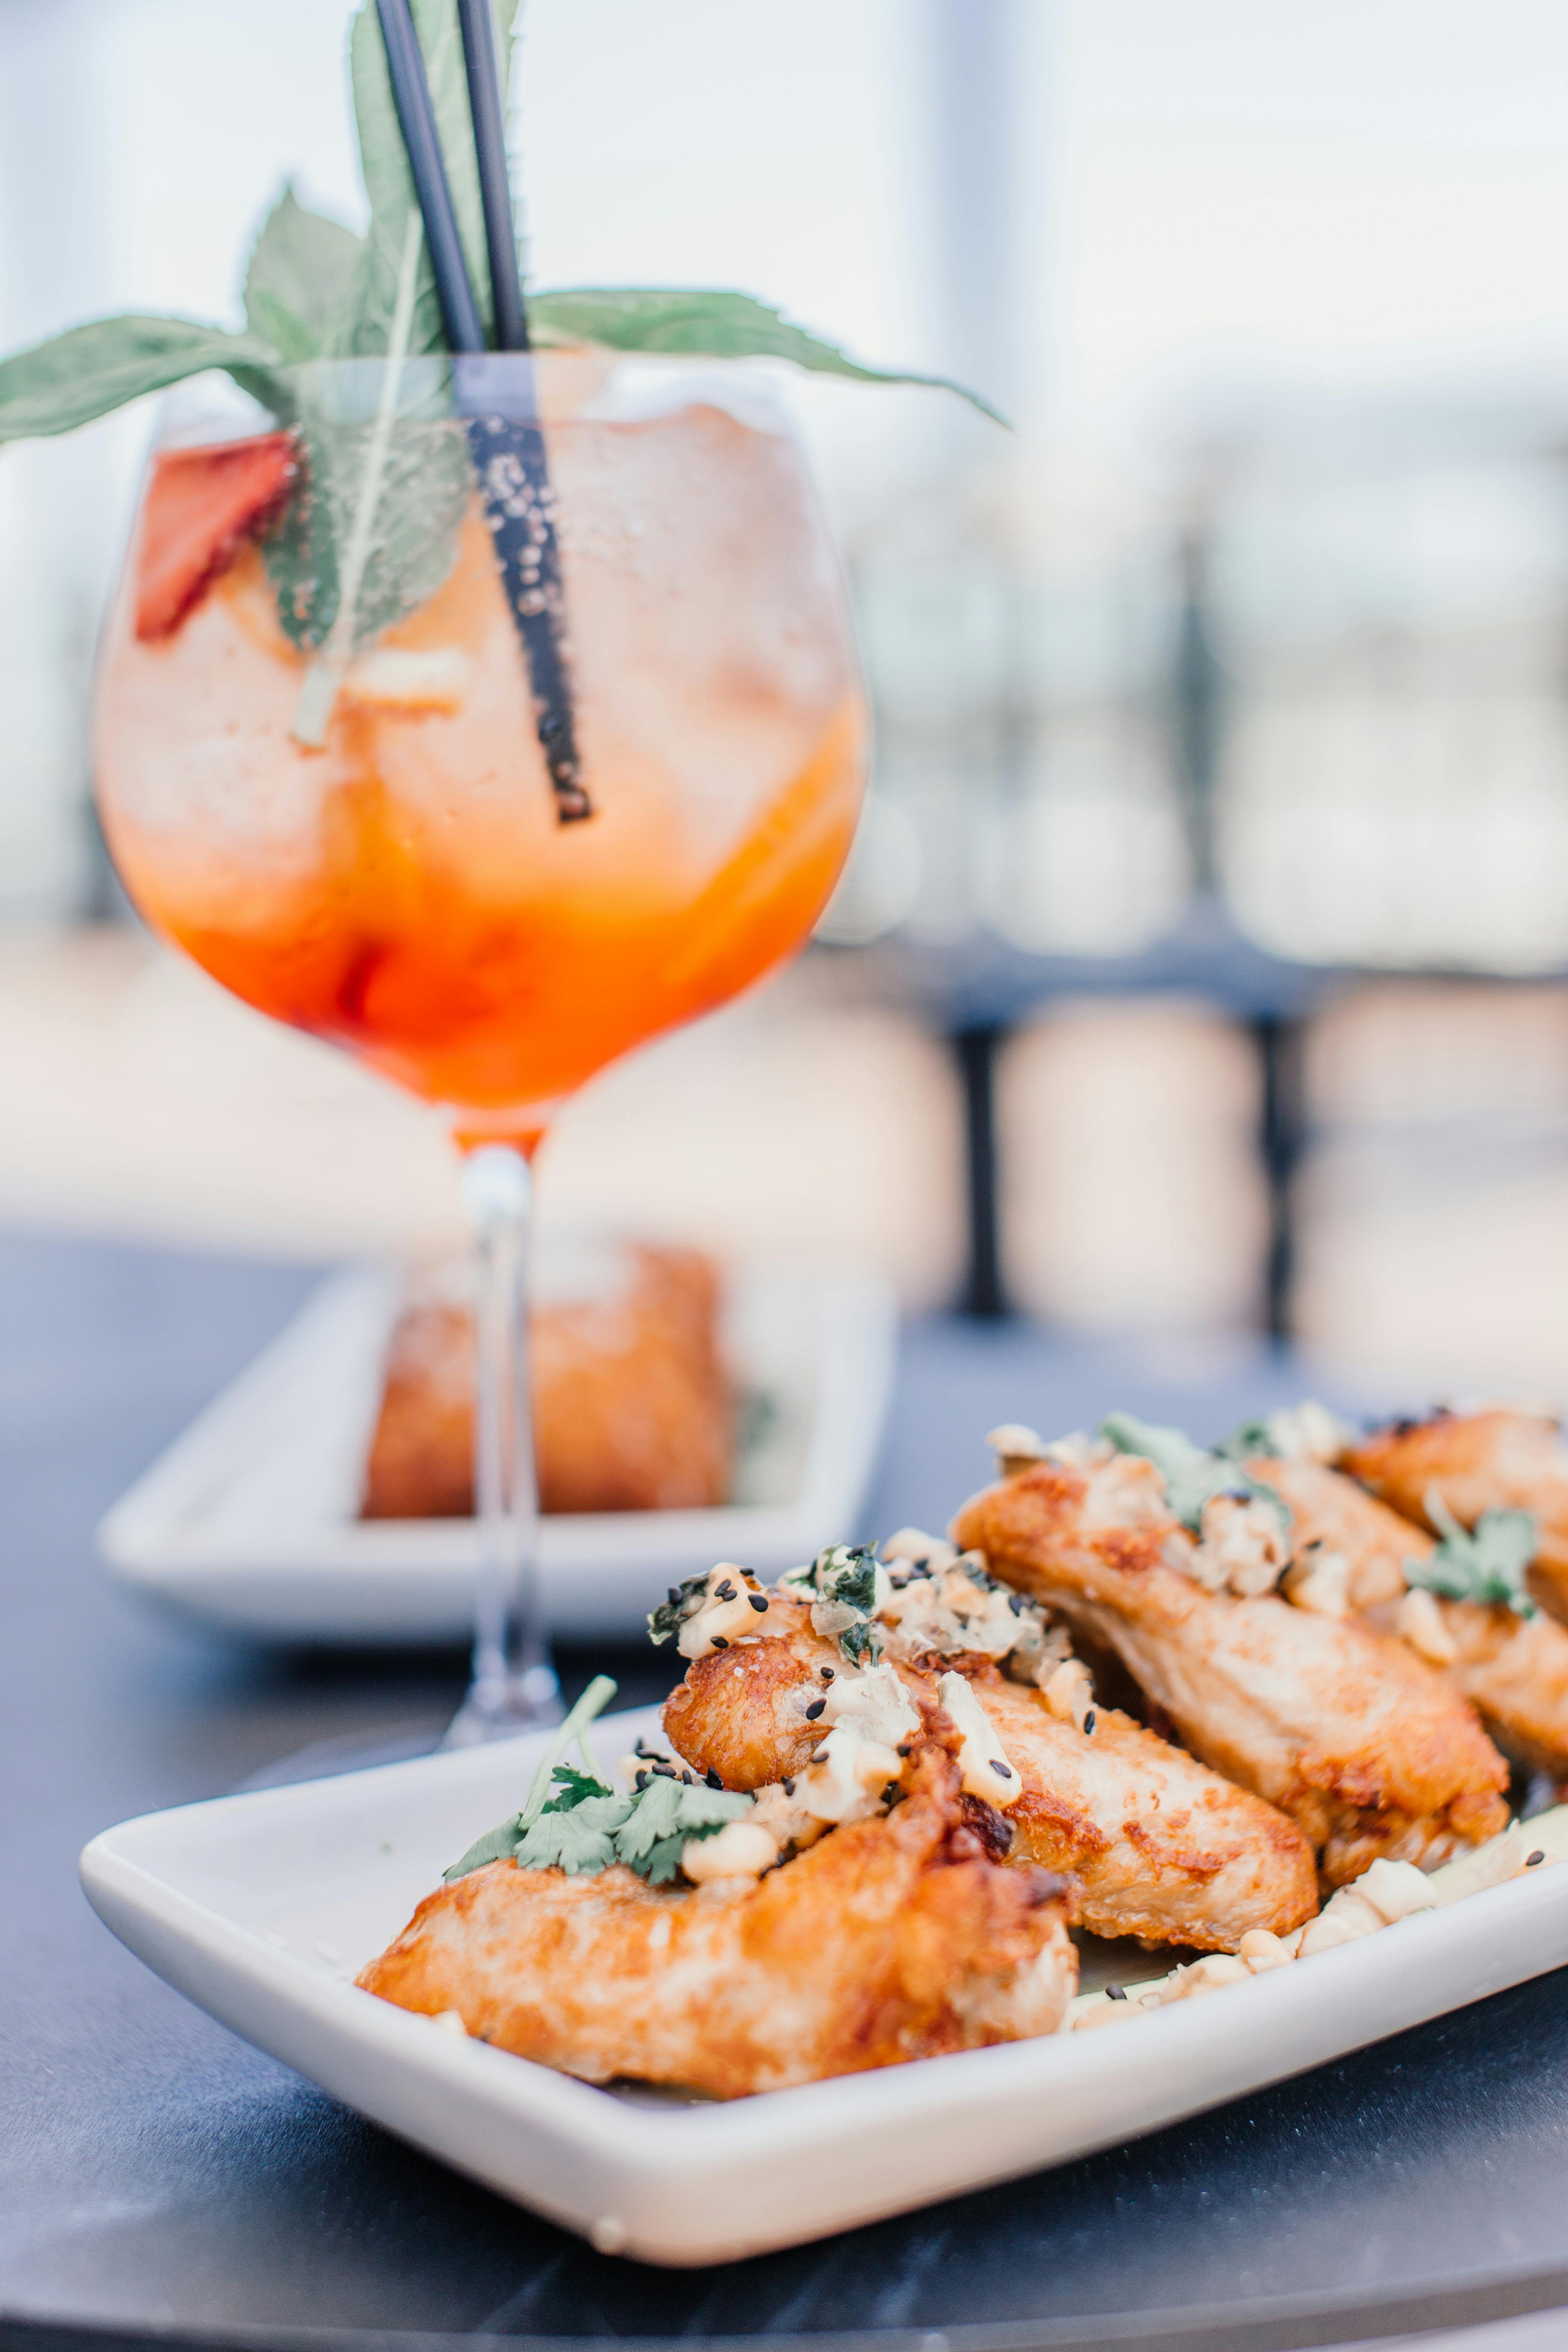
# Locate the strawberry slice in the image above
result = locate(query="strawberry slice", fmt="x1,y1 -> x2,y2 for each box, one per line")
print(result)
135,430 -> 299,641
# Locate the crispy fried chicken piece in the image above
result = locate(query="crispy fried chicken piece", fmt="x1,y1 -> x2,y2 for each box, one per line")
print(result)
356,1747 -> 1077,2096
1344,1409 -> 1568,1626
1265,1451 -> 1568,1780
951,1456 -> 1510,1886
363,1246 -> 731,1519
1249,1452 -> 1421,1613
663,1596 -> 1317,1948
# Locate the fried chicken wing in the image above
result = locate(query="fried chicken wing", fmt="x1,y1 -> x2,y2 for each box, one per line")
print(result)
357,1748 -> 1078,2097
664,1595 -> 1317,1948
1248,1452 -> 1422,1613
1344,1409 -> 1568,1624
1250,1449 -> 1568,1780
951,1456 -> 1510,1886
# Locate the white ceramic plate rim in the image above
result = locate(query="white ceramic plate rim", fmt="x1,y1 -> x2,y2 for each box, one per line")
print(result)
78,1706 -> 1568,2268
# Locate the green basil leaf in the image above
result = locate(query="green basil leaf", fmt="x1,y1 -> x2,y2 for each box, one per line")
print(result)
344,0 -> 522,358
244,184 -> 364,359
0,314 -> 286,444
528,288 -> 1007,426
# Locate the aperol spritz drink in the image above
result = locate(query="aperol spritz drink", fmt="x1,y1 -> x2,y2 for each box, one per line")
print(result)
94,353 -> 867,1734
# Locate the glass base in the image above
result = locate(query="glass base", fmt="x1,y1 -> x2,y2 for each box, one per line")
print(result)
441,1660 -> 563,1749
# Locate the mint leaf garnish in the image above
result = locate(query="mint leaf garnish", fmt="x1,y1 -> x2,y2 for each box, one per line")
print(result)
1407,1490 -> 1538,1616
243,184 -> 363,361
1101,1410 -> 1287,1535
527,288 -> 1007,424
0,315 -> 287,445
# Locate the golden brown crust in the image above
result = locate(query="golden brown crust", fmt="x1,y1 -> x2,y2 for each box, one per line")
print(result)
1344,1409 -> 1568,1624
1257,1452 -> 1568,1781
356,1748 -> 1078,2096
662,1597 -> 831,1787
662,1602 -> 1318,1948
952,1464 -> 1510,1886
1248,1453 -> 1431,1611
362,1245 -> 731,1519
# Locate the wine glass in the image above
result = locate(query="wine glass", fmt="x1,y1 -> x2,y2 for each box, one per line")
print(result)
94,350 -> 867,1744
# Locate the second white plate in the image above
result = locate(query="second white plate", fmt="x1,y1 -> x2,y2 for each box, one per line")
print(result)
96,1260 -> 897,1644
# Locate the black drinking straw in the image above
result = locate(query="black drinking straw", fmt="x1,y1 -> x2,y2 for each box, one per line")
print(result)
456,0 -> 528,355
374,0 -> 589,822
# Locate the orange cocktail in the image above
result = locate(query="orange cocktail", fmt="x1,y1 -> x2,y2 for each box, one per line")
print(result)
96,376 -> 865,1151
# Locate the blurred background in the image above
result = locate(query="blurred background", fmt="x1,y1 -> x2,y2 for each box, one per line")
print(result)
6,0 -> 1568,1401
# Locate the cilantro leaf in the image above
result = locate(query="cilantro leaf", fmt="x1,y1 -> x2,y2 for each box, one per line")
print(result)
442,1813 -> 524,1882
542,1765 -> 614,1813
1406,1491 -> 1538,1616
516,1793 -> 634,1875
1101,1410 -> 1287,1535
1216,1418 -> 1277,1462
612,1775 -> 754,1880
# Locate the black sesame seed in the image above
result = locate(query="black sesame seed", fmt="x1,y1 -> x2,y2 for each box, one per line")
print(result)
710,1635 -> 729,1649
748,1593 -> 769,1613
635,1770 -> 650,1789
1106,1984 -> 1127,2002
682,1770 -> 695,1784
989,1758 -> 1013,1779
897,1742 -> 912,1757
667,1587 -> 682,1606
653,1761 -> 677,1777
635,1737 -> 659,1758
715,1580 -> 736,1602
705,1768 -> 724,1790
811,1747 -> 830,1764
1084,1710 -> 1096,1735
783,1778 -> 796,1795
1008,1593 -> 1025,1616
1528,1850 -> 1546,1866
805,1698 -> 827,1720
820,1665 -> 834,1680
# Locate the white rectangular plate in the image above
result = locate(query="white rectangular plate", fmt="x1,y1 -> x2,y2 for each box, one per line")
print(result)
80,1708 -> 1568,2269
96,1261 -> 897,1643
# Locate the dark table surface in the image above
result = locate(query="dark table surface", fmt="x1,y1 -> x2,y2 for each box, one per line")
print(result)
7,1226 -> 1568,2352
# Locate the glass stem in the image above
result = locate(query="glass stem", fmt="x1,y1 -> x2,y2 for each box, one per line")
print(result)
444,1143 -> 561,1746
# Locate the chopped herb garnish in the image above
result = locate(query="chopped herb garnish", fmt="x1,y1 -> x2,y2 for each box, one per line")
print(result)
648,1572 -> 712,1646
612,1775 -> 753,1884
1101,1410 -> 1287,1535
515,1791 -> 633,1875
442,1673 -> 617,1881
1217,1417 -> 1277,1461
1405,1490 -> 1538,1617
541,1764 -> 614,1812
